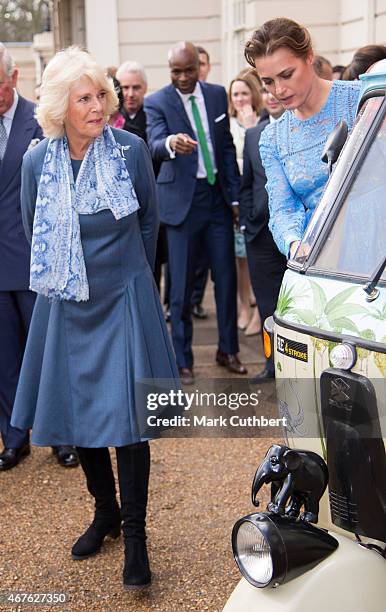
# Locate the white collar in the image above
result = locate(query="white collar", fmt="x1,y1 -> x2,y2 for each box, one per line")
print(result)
2,89 -> 18,121
176,81 -> 203,104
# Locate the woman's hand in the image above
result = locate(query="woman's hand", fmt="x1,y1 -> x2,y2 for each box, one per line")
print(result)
239,105 -> 257,129
289,240 -> 301,259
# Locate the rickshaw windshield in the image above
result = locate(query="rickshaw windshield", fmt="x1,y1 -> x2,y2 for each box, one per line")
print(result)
294,96 -> 386,281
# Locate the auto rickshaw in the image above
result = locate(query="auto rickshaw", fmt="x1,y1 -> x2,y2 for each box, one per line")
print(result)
223,60 -> 386,612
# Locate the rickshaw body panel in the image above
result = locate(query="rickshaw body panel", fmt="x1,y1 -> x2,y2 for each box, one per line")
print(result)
223,62 -> 386,612
273,269 -> 385,538
223,534 -> 386,612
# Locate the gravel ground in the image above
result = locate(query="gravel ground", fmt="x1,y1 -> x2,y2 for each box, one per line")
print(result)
0,438 -> 278,612
0,290 -> 281,612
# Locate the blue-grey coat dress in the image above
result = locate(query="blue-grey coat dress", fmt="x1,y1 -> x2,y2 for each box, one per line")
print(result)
11,129 -> 179,447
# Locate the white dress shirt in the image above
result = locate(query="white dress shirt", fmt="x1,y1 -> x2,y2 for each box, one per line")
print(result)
166,82 -> 217,178
1,89 -> 18,137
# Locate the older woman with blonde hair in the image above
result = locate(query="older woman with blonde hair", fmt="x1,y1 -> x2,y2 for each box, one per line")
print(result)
11,46 -> 178,590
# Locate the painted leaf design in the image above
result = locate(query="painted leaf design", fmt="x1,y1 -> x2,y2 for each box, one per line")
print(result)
292,309 -> 317,326
324,286 -> 358,315
327,303 -> 369,321
309,280 -> 327,318
329,317 -> 360,334
369,303 -> 386,320
359,328 -> 376,341
276,283 -> 296,316
374,337 -> 386,376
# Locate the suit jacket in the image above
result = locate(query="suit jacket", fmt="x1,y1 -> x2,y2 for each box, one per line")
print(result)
0,95 -> 43,290
119,105 -> 161,178
120,106 -> 147,142
239,118 -> 272,243
144,82 -> 240,226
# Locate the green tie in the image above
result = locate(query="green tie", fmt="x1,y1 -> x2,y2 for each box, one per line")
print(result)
189,95 -> 215,185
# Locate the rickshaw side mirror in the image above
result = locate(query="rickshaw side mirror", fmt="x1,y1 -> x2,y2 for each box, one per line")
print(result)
322,121 -> 348,174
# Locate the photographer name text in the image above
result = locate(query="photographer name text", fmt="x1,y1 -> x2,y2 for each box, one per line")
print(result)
147,415 -> 287,428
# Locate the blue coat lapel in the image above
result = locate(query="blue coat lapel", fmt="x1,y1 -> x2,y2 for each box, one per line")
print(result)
0,96 -> 37,190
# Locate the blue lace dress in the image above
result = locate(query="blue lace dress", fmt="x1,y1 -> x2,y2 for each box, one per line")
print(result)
259,80 -> 362,256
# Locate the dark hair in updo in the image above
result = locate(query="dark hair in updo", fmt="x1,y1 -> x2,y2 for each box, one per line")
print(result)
244,18 -> 313,67
342,45 -> 386,80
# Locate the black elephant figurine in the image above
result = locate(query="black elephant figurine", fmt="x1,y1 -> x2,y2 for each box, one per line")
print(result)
252,444 -> 328,523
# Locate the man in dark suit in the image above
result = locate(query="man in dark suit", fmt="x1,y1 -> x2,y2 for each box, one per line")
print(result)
145,42 -> 246,384
0,44 -> 78,470
115,61 -> 167,294
240,89 -> 286,382
190,45 -> 212,320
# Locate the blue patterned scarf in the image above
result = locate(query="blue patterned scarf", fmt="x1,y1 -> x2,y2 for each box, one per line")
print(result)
30,126 -> 139,301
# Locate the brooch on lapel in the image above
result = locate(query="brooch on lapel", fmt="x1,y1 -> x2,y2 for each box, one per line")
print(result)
28,138 -> 41,151
118,144 -> 131,159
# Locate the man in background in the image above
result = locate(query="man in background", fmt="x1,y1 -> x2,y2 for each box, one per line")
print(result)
116,60 -> 148,141
190,45 -> 212,319
116,60 -> 168,292
0,43 -> 79,471
145,42 -> 246,384
313,55 -> 333,80
240,87 -> 286,382
196,45 -> 211,82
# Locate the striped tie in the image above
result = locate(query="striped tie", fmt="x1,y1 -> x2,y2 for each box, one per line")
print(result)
0,116 -> 7,161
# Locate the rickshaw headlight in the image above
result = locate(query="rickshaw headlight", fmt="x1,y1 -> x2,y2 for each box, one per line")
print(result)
232,513 -> 339,589
329,343 -> 356,370
234,520 -> 273,586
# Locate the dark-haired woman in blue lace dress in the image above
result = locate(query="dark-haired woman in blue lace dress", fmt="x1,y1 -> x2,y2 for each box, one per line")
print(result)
244,18 -> 361,258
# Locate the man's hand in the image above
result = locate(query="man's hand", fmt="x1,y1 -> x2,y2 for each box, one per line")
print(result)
170,133 -> 197,155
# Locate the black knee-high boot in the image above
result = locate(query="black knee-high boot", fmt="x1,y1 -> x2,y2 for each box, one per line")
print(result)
116,442 -> 151,589
71,447 -> 121,560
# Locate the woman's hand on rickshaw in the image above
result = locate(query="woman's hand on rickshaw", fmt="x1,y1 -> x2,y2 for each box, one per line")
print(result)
289,240 -> 301,259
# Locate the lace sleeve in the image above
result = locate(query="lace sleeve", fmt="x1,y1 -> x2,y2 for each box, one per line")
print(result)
259,125 -> 306,257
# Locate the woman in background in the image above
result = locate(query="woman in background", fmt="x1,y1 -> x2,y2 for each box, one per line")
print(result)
228,70 -> 263,336
343,44 -> 386,80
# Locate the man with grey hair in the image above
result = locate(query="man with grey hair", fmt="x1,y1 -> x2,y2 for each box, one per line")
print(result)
116,60 -> 148,141
0,44 -> 79,471
0,43 -> 42,470
115,59 -> 168,293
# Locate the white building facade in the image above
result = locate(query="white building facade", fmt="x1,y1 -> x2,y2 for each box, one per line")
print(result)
52,0 -> 386,90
